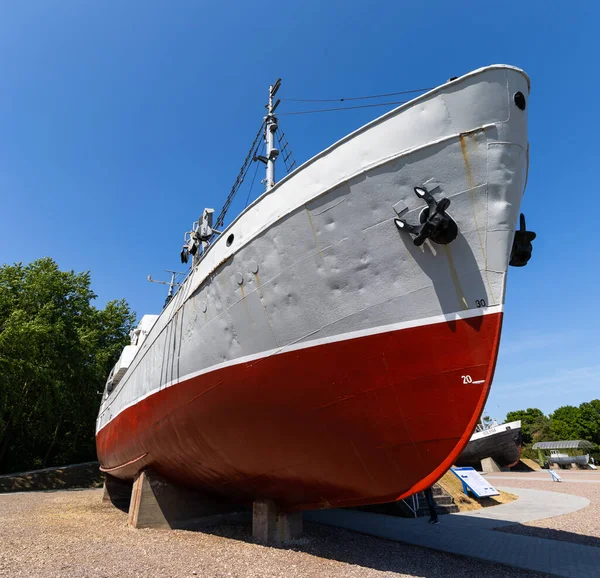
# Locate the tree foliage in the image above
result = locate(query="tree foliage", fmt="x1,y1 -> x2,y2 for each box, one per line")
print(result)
505,407 -> 550,444
575,401 -> 600,446
506,400 -> 600,447
0,258 -> 135,474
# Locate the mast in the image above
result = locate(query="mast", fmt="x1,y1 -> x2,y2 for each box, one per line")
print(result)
147,270 -> 184,307
264,78 -> 281,191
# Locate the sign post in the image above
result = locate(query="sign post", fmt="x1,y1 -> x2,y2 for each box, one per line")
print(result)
548,469 -> 562,482
450,467 -> 499,498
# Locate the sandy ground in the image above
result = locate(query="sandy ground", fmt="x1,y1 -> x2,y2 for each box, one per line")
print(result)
0,488 -> 548,578
437,471 -> 517,511
489,470 -> 600,548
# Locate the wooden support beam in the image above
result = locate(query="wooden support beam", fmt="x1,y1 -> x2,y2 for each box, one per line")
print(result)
252,499 -> 276,543
252,498 -> 303,543
276,507 -> 303,542
127,469 -> 238,529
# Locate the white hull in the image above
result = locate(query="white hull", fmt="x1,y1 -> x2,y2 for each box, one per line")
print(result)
548,454 -> 589,466
470,420 -> 522,442
98,65 -> 529,432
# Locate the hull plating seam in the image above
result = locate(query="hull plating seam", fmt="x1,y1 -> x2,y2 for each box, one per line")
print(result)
99,452 -> 149,473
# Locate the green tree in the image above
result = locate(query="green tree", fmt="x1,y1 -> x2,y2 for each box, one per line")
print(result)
549,405 -> 582,440
0,258 -> 135,474
576,400 -> 600,445
505,407 -> 549,444
530,414 -> 552,442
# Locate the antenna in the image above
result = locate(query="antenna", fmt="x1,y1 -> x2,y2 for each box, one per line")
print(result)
148,270 -> 185,307
271,78 -> 281,96
263,79 -> 281,191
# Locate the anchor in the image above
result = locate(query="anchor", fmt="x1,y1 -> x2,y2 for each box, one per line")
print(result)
509,213 -> 536,267
395,186 -> 458,247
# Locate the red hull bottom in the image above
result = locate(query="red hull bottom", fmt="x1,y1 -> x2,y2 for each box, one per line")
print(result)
97,312 -> 502,511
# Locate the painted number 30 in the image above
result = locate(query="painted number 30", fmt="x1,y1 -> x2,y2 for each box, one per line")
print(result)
475,299 -> 486,308
462,375 -> 473,384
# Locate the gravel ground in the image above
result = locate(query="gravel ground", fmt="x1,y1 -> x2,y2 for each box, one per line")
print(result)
0,488 -> 548,578
490,470 -> 600,548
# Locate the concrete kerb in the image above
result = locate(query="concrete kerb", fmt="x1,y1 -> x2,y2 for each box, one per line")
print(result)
487,474 -> 600,484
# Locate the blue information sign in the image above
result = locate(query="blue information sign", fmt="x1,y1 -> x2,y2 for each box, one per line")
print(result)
450,467 -> 499,498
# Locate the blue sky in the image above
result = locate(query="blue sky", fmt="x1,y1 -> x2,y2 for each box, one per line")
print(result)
1,2 -> 598,420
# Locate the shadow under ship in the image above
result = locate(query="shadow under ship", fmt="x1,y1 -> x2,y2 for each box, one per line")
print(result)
96,65 -> 535,511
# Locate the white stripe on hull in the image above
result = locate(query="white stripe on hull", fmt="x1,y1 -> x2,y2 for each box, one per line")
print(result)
97,304 -> 502,432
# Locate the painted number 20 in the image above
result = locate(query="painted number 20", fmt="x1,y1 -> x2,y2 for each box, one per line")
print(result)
462,375 -> 473,384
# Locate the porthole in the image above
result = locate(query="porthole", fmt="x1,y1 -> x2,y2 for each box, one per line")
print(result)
514,92 -> 526,111
226,233 -> 234,247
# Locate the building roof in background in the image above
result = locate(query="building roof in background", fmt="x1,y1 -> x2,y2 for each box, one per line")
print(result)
532,440 -> 595,450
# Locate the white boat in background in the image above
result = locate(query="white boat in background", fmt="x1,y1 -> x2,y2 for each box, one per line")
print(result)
456,420 -> 523,469
533,440 -> 594,469
548,451 -> 589,467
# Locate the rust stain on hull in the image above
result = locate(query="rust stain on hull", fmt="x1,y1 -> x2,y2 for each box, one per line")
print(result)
459,134 -> 476,189
253,272 -> 265,302
444,245 -> 469,310
459,131 -> 496,305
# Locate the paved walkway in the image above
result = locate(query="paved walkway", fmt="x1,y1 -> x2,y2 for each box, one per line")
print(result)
448,486 -> 589,528
305,487 -> 599,578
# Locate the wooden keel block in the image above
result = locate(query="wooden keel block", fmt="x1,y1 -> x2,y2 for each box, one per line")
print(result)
252,499 -> 302,543
252,499 -> 277,543
275,510 -> 303,542
128,468 -> 237,529
128,470 -> 167,529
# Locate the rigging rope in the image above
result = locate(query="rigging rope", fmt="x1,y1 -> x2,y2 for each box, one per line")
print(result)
245,141 -> 264,208
215,86 -> 432,223
278,100 -> 411,116
215,120 -> 266,229
281,87 -> 432,103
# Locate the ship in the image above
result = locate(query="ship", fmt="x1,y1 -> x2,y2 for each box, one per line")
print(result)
533,440 -> 594,468
96,65 -> 535,512
455,419 -> 523,469
546,452 -> 589,467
